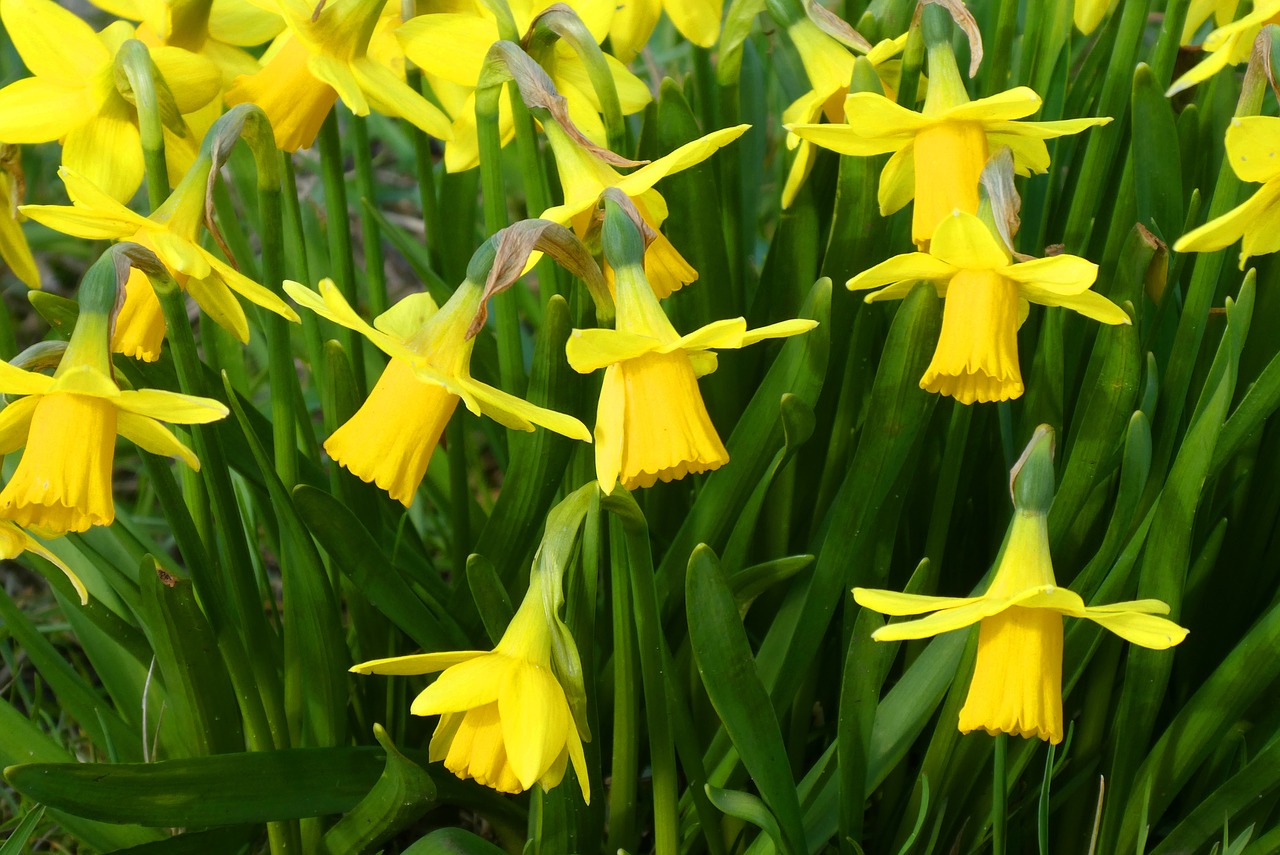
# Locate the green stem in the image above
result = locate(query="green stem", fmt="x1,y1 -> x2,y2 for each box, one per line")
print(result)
607,520 -> 639,855
993,734 -> 1008,855
447,418 -> 471,575
407,68 -> 445,273
257,177 -> 298,488
317,110 -> 365,390
280,154 -> 329,396
351,115 -> 389,318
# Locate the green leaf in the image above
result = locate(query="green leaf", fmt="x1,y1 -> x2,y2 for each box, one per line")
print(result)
687,545 -> 806,855
466,553 -> 516,645
1131,63 -> 1184,243
706,785 -> 785,852
402,828 -> 507,854
4,747 -> 391,826
323,725 -> 436,855
0,806 -> 44,855
109,826 -> 258,854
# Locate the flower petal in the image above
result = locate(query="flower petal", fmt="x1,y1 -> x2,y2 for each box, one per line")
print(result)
840,91 -> 929,140
1017,284 -> 1131,324
1,0 -> 110,85
410,654 -> 509,715
308,54 -> 368,116
0,363 -> 54,397
499,664 -> 570,789
943,86 -> 1042,122
115,388 -> 229,423
1224,115 -> 1280,183
205,253 -> 299,321
929,210 -> 1011,270
350,650 -> 486,675
1082,609 -> 1189,649
666,0 -> 723,47
878,143 -> 916,215
0,78 -> 96,143
186,275 -> 251,343
870,597 -> 1012,641
786,121 -> 904,157
566,328 -> 661,373
847,252 -> 957,292
14,525 -> 88,604
373,291 -> 438,341
593,364 -> 624,493
853,586 -> 985,615
150,46 -> 222,114
1174,181 -> 1280,257
0,395 -> 39,453
284,278 -> 407,359
461,378 -> 592,441
615,125 -> 751,200
1000,255 -> 1098,293
395,14 -> 493,87
62,100 -> 145,203
351,57 -> 454,140
116,411 -> 199,469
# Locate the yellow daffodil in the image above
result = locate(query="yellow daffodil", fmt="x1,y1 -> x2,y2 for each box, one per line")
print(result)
566,196 -> 815,492
224,0 -> 453,151
0,264 -> 228,535
84,0 -> 284,86
397,0 -> 651,173
1182,0 -> 1242,43
1168,1 -> 1278,95
286,278 -> 591,506
0,147 -> 38,289
541,118 -> 749,298
352,485 -> 595,799
855,426 -> 1187,744
788,38 -> 1109,245
608,0 -> 723,63
0,0 -> 222,202
1174,117 -> 1280,268
781,20 -> 906,208
0,520 -> 90,604
22,164 -> 299,362
848,210 -> 1129,404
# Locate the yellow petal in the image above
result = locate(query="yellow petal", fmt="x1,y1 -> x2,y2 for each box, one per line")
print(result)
877,143 -> 916,216
870,597 -> 1009,641
1225,115 -> 1280,184
116,411 -> 200,469
11,525 -> 88,604
115,388 -> 230,423
351,57 -> 454,140
1017,283 -> 1130,325
1075,0 -> 1115,33
840,91 -> 929,141
566,328 -> 660,373
566,724 -> 591,803
113,268 -> 166,361
615,125 -> 751,201
150,46 -> 222,114
1237,184 -> 1280,265
208,0 -> 286,46
666,0 -> 723,47
62,100 -> 145,203
410,654 -> 508,716
1000,255 -> 1098,293
308,54 -> 369,116
0,78 -> 97,143
1,0 -> 110,84
205,253 -> 300,321
351,650 -> 485,675
0,395 -> 39,453
853,586 -> 985,616
396,14 -> 494,87
1174,181 -> 1280,259
781,139 -> 818,211
1081,609 -> 1189,649
0,203 -> 38,288
499,663 -> 570,789
593,364 -> 625,493
225,35 -> 337,152
462,378 -> 593,441
608,0 -> 661,63
847,252 -> 957,292
929,211 -> 1011,270
786,121 -> 904,157
284,278 -> 406,358
942,86 -> 1042,122
374,291 -> 439,341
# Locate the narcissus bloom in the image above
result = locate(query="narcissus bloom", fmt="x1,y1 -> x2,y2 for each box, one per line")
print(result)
22,165 -> 299,361
566,215 -> 815,491
352,559 -> 591,799
0,303 -> 228,535
224,0 -> 453,151
782,19 -> 905,208
1182,0 -> 1242,43
608,0 -> 722,63
286,278 -> 591,506
849,210 -> 1129,404
854,427 -> 1187,744
541,119 -> 749,298
397,0 -> 651,173
1168,1 -> 1278,95
0,0 -> 222,201
1174,116 -> 1280,268
788,58 -> 1109,245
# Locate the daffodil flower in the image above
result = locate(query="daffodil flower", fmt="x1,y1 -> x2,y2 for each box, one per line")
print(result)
781,19 -> 906,208
608,0 -> 723,63
1167,1 -> 1278,96
541,118 -> 749,298
286,278 -> 591,506
855,426 -> 1187,744
849,210 -> 1129,404
1182,0 -> 1242,44
1174,116 -> 1280,268
0,274 -> 228,536
0,0 -> 222,202
397,0 -> 651,173
224,0 -> 453,151
788,40 -> 1109,245
352,484 -> 595,799
565,197 -> 816,492
22,165 -> 300,362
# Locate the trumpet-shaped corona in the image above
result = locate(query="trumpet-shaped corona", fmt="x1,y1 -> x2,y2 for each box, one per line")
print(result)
854,427 -> 1188,744
286,278 -> 590,507
1174,116 -> 1280,268
22,166 -> 299,361
847,210 -> 1130,404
